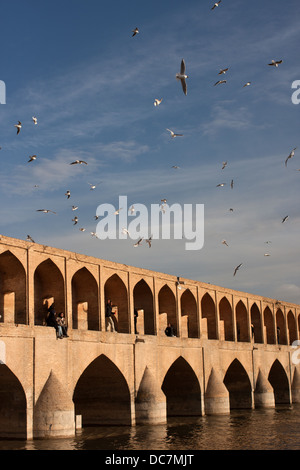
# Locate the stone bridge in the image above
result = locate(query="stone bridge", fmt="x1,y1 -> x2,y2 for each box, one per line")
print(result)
0,235 -> 299,439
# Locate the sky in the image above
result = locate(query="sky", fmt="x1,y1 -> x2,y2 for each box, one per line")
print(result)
0,0 -> 299,303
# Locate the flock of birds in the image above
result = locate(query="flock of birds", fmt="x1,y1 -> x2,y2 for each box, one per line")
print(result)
6,1 -> 298,283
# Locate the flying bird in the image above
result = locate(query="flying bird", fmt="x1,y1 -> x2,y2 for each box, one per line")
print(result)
72,216 -> 78,225
222,240 -> 229,246
36,209 -> 56,214
216,183 -> 226,187
72,205 -> 78,211
14,121 -> 22,134
282,215 -> 289,223
231,179 -> 234,189
134,238 -> 143,247
70,160 -> 87,165
268,59 -> 283,67
166,128 -> 183,138
79,228 -> 86,232
233,263 -> 243,276
218,68 -> 229,75
222,161 -> 227,169
132,27 -> 139,37
285,147 -> 297,167
214,80 -> 226,86
65,190 -> 71,199
172,165 -> 180,169
114,208 -> 122,215
264,253 -> 271,257
146,236 -> 153,248
175,59 -> 188,95
90,232 -> 98,238
28,155 -> 37,163
26,235 -> 35,243
243,82 -> 251,87
32,116 -> 38,125
154,98 -> 163,107
211,1 -> 222,9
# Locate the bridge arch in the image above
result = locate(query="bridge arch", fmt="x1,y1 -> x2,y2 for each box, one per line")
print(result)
264,306 -> 276,344
180,289 -> 198,338
161,356 -> 201,417
236,300 -> 249,342
276,309 -> 287,345
219,296 -> 234,341
268,359 -> 290,404
201,292 -> 217,339
73,354 -> 131,427
0,250 -> 27,325
34,258 -> 65,325
287,310 -> 297,345
133,279 -> 155,335
158,284 -> 176,336
224,359 -> 252,409
0,364 -> 27,438
104,274 -> 129,333
250,303 -> 263,343
71,267 -> 99,331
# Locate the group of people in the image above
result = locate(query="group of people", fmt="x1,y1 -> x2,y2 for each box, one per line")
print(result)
46,304 -> 69,339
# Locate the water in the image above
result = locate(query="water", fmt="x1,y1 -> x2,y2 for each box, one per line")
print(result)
1,405 -> 299,451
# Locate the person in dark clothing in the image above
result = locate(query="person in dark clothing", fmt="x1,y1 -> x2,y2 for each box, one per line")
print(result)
165,323 -> 175,337
105,299 -> 115,332
46,304 -> 61,338
134,308 -> 138,334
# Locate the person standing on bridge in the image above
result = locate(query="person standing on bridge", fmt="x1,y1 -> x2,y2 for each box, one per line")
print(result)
105,299 -> 116,332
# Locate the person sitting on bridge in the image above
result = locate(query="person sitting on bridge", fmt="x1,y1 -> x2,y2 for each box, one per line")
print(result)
46,303 -> 61,338
105,299 -> 116,332
165,323 -> 175,337
57,312 -> 69,338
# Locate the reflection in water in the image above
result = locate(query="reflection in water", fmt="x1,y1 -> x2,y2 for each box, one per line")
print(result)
1,405 -> 299,450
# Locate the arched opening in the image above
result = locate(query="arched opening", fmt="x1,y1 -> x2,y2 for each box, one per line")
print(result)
180,289 -> 198,338
34,259 -> 65,326
158,285 -> 176,336
104,274 -> 129,333
224,359 -> 252,409
0,251 -> 26,325
268,360 -> 290,404
0,365 -> 27,438
250,303 -> 263,343
201,293 -> 217,340
287,310 -> 297,345
235,300 -> 249,342
264,306 -> 276,344
72,268 -> 99,331
133,279 -> 155,335
219,297 -> 234,341
73,355 -> 131,426
276,309 -> 287,345
162,357 -> 201,417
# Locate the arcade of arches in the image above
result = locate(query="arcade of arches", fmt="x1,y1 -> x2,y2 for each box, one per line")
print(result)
0,236 -> 299,439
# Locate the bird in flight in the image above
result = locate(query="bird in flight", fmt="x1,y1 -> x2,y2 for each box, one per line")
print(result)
233,263 -> 243,276
216,183 -> 226,187
32,116 -> 38,125
176,59 -> 188,95
132,27 -> 139,37
65,190 -> 71,199
282,215 -> 289,223
154,98 -> 163,107
26,235 -> 35,243
268,59 -> 283,67
222,240 -> 229,247
222,161 -> 228,169
285,147 -> 297,167
146,236 -> 153,248
15,121 -> 22,134
28,155 -> 37,163
211,1 -> 222,10
166,128 -> 183,138
214,80 -> 226,86
134,238 -> 143,247
72,216 -> 78,225
36,209 -> 56,214
70,160 -> 87,165
72,205 -> 78,211
243,82 -> 251,87
218,67 -> 229,75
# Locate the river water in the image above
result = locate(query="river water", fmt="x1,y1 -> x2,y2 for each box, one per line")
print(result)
1,405 -> 299,452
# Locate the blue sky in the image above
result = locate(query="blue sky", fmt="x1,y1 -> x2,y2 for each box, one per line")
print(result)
0,0 -> 300,303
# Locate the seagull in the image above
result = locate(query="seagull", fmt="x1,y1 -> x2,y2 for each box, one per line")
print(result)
129,205 -> 135,215
121,228 -> 130,236
132,27 -> 139,37
28,155 -> 37,163
243,82 -> 251,87
211,1 -> 221,9
264,253 -> 271,257
79,228 -> 86,232
265,241 -> 272,244
36,209 -> 56,214
15,121 -> 22,134
218,68 -> 229,75
285,147 -> 297,167
231,179 -> 234,189
26,235 -> 35,243
134,238 -> 143,247
146,235 -> 153,248
161,198 -> 167,203
222,161 -> 227,169
216,183 -> 226,187
282,215 -> 289,223
268,59 -> 283,67
65,190 -> 71,199
176,276 -> 185,290
32,116 -> 38,125
222,240 -> 229,246
166,128 -> 183,138
233,263 -> 243,276
91,231 -> 98,238
172,165 -> 180,169
154,98 -> 163,107
214,80 -> 226,86
72,216 -> 78,225
70,160 -> 87,165
72,205 -> 78,211
114,208 -> 122,215
175,59 -> 188,96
